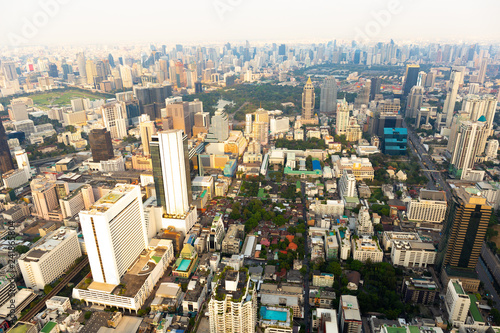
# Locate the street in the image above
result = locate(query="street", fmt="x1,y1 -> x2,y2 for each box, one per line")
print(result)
301,181 -> 311,332
477,257 -> 500,308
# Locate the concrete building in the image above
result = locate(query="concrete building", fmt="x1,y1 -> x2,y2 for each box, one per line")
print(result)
222,225 -> 245,254
19,227 -> 81,291
208,269 -> 257,333
351,236 -> 383,263
101,101 -> 128,139
139,114 -> 156,156
391,240 -> 436,268
401,276 -> 439,305
320,76 -> 338,113
444,279 -> 470,326
79,184 -> 147,285
407,190 -> 447,224
312,272 -> 334,288
31,175 -> 59,221
2,168 -> 28,189
302,77 -> 316,123
338,295 -> 362,333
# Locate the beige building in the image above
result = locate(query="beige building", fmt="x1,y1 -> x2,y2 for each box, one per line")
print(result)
351,236 -> 383,263
31,176 -> 60,220
312,273 -> 334,287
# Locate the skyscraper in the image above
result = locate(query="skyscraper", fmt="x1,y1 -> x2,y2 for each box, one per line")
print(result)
89,129 -> 114,162
437,187 -> 491,290
406,86 -> 424,119
478,58 -> 488,84
100,101 -> 128,139
165,102 -> 192,138
336,99 -> 349,136
206,110 -> 229,142
151,130 -> 192,216
15,149 -> 31,180
450,119 -> 488,179
369,77 -> 381,101
2,62 -> 18,81
31,175 -> 59,220
302,77 -> 315,122
442,69 -> 462,128
76,53 -> 86,79
403,64 -> 420,96
319,76 -> 337,113
0,121 -> 14,174
79,184 -> 148,285
139,114 -> 156,156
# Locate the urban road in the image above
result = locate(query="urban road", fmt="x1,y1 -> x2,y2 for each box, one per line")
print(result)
301,181 -> 311,332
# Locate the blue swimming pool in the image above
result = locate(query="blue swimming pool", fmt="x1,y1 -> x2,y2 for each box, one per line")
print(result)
260,306 -> 287,321
177,259 -> 191,272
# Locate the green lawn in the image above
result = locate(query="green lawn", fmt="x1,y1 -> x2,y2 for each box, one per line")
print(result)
30,89 -> 112,106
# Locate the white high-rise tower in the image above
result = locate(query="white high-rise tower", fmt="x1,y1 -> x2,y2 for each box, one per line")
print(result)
79,184 -> 147,285
443,70 -> 462,128
320,76 -> 338,113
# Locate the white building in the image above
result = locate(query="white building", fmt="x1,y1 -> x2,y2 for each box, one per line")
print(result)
309,200 -> 344,216
208,269 -> 257,333
339,170 -> 357,199
19,227 -> 81,291
2,168 -> 29,189
151,130 -> 198,235
351,236 -> 383,263
356,207 -> 373,236
14,150 -> 31,180
60,184 -> 95,219
485,139 -> 499,161
407,190 -> 447,224
270,117 -> 290,135
338,295 -> 362,333
445,279 -> 470,326
79,184 -> 147,285
336,99 -> 349,136
101,101 -> 128,139
390,240 -> 436,268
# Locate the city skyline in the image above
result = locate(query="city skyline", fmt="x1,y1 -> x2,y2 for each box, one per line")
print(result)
2,0 -> 500,47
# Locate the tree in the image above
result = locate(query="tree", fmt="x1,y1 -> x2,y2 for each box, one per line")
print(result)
491,308 -> 500,325
44,284 -> 53,294
84,311 -> 92,320
14,245 -> 30,254
326,261 -> 342,277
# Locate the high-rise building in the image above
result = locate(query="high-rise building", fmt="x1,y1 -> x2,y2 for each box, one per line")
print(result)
76,53 -> 86,79
79,184 -> 148,285
406,86 -> 424,119
437,187 -> 491,291
18,227 -> 81,291
14,149 -> 31,180
336,99 -> 349,136
165,102 -> 192,138
478,58 -> 488,84
100,101 -> 128,139
2,62 -> 18,81
407,190 -> 447,224
319,76 -> 337,113
444,279 -> 470,326
208,269 -> 257,333
302,77 -> 315,121
442,69 -> 462,128
9,99 -> 29,121
356,206 -> 373,236
0,121 -> 14,174
403,64 -> 420,96
369,77 -> 381,101
151,130 -> 192,216
88,128 -> 114,162
48,63 -> 58,78
338,295 -> 362,333
85,60 -> 97,86
354,81 -> 370,109
206,110 -> 229,142
450,120 -> 488,179
139,114 -> 156,156
31,176 -> 59,220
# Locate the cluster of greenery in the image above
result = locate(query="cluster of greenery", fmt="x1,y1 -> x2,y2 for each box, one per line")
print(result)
371,204 -> 391,217
123,135 -> 140,143
29,114 -> 63,129
344,259 -> 405,319
266,237 -> 305,270
0,87 -> 114,107
240,180 -> 259,197
369,154 -> 428,185
275,138 -> 327,150
229,200 -> 287,232
25,134 -> 79,160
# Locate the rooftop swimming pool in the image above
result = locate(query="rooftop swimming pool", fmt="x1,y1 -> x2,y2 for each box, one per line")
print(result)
260,306 -> 287,322
177,259 -> 191,272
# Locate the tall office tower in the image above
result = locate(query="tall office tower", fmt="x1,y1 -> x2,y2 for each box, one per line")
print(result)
119,65 -> 133,88
406,86 -> 424,119
417,71 -> 427,87
354,81 -> 370,109
77,53 -> 86,79
252,121 -> 269,146
302,77 -> 315,121
208,269 -> 257,333
89,129 -> 114,162
339,295 -> 362,333
85,60 -> 97,86
0,121 -> 14,174
134,84 -> 172,120
336,99 -> 350,136
444,279 -> 471,326
485,139 -> 499,161
339,170 -> 357,199
174,61 -> 187,88
369,77 -> 381,101
9,99 -> 28,121
462,95 -> 497,134
278,44 -> 286,56
79,184 -> 148,285
2,62 -> 18,81
151,130 -> 192,217
165,102 -> 192,138
245,113 -> 253,136
442,69 -> 462,128
18,227 -> 81,291
319,76 -> 338,113
450,120 -> 488,179
195,81 -> 203,94
437,187 -> 491,290
403,64 -> 420,96
478,58 -> 488,84
192,112 -> 210,136
15,150 -> 31,180
31,175 -> 59,220
139,114 -> 156,156
100,101 -> 128,139
206,110 -> 229,142
356,206 -> 373,236
48,63 -> 58,78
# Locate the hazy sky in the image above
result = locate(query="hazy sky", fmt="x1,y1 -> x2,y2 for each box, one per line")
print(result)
2,0 -> 499,47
